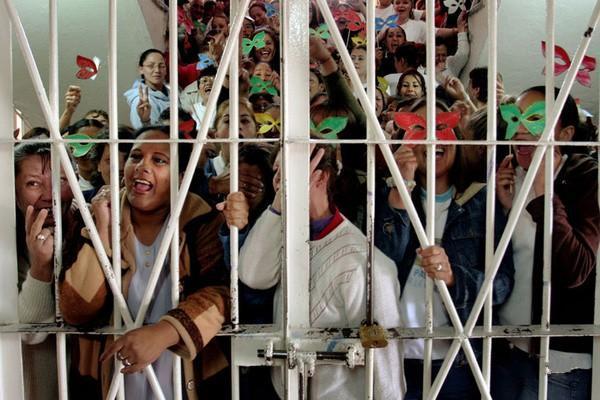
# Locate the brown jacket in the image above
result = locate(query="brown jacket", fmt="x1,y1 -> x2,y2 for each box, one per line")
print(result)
59,191 -> 230,399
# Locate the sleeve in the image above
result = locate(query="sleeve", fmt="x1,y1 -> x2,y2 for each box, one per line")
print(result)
18,272 -> 55,323
374,183 -> 414,265
161,211 -> 230,360
59,241 -> 111,326
446,32 -> 470,78
526,172 -> 600,288
323,70 -> 366,129
238,208 -> 283,290
448,197 -> 515,316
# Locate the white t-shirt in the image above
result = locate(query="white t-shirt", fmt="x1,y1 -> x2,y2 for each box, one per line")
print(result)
399,19 -> 427,44
401,188 -> 453,360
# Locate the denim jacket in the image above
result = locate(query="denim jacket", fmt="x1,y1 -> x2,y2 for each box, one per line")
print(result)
375,181 -> 515,324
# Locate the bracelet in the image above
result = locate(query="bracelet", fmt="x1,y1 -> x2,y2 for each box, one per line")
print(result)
386,177 -> 416,191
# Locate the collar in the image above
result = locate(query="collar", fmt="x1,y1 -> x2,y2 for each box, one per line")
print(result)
312,208 -> 344,241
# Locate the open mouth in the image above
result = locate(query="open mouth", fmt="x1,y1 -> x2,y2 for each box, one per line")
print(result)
516,145 -> 534,156
435,147 -> 445,159
133,178 -> 153,193
259,49 -> 272,58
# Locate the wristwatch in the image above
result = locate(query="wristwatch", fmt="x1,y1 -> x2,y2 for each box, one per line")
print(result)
386,177 -> 416,191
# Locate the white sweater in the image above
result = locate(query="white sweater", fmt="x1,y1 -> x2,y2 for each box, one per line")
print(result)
239,210 -> 404,399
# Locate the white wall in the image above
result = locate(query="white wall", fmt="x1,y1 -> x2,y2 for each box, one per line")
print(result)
12,0 -> 156,128
466,0 -> 600,119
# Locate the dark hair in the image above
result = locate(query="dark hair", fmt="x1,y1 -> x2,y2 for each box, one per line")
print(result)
158,107 -> 194,122
88,126 -> 135,164
394,42 -> 421,69
62,118 -> 105,136
84,109 -> 109,123
397,68 -> 426,97
133,125 -> 193,173
469,67 -> 488,103
521,86 -> 596,154
22,127 -> 50,140
138,49 -> 165,67
14,142 -> 51,177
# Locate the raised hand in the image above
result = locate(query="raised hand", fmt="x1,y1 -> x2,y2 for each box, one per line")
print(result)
25,206 -> 54,282
137,84 -> 151,124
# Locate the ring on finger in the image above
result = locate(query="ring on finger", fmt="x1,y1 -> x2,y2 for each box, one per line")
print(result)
36,234 -> 47,241
435,264 -> 443,272
122,358 -> 132,367
117,352 -> 125,361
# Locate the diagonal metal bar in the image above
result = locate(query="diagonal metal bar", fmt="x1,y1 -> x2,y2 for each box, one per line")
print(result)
313,1 -> 490,398
132,0 -> 251,328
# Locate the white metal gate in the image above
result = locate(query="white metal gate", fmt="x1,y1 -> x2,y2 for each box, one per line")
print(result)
0,0 -> 599,399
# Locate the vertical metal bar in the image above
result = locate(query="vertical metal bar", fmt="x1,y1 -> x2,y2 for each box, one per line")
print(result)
167,1 -> 183,399
365,1 -> 376,398
483,0 -> 498,387
539,1 -> 556,398
48,1 -> 68,397
229,3 -> 241,400
423,0 -> 437,396
108,0 -> 125,398
592,71 -> 600,399
229,0 -> 240,331
281,1 -> 310,398
0,3 -> 24,398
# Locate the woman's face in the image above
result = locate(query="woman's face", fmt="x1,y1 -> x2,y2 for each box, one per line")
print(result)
394,0 -> 413,17
249,5 -> 268,26
375,89 -> 385,116
350,47 -> 367,81
15,155 -> 73,227
385,27 -> 406,53
253,62 -> 273,82
412,105 -> 456,180
198,75 -> 214,102
242,19 -> 255,38
212,16 -> 229,35
124,130 -> 171,214
98,146 -> 127,186
512,90 -> 559,170
254,32 -> 276,63
138,52 -> 167,90
216,105 -> 257,139
399,74 -> 423,98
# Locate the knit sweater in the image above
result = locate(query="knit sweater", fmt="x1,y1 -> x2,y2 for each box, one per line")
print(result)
239,209 -> 404,399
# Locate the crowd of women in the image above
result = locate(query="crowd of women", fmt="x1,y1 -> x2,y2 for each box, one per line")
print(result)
13,0 -> 599,399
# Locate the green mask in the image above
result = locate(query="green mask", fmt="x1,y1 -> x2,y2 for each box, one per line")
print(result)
499,101 -> 546,140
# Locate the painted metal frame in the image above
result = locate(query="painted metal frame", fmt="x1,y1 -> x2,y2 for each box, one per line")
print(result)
0,0 -> 599,399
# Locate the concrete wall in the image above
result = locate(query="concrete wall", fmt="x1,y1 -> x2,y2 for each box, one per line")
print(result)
465,0 -> 600,119
12,0 -> 156,128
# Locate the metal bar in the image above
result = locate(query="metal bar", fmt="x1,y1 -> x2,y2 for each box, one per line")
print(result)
167,1 -> 183,399
365,0 -> 376,397
108,0 -> 125,398
281,0 -> 311,398
482,0 -> 498,387
56,333 -> 68,399
592,77 -> 600,399
132,0 -> 251,330
539,1 -> 556,398
423,0 -> 437,395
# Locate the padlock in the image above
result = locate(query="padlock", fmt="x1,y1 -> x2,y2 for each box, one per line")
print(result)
359,321 -> 388,349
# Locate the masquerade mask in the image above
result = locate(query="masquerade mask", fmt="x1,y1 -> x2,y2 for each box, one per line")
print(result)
351,35 -> 367,46
249,76 -> 278,96
76,55 -> 100,80
541,41 -> 596,87
310,116 -> 348,140
64,134 -> 94,157
310,24 -> 331,40
499,101 -> 546,140
265,3 -> 277,17
332,9 -> 365,32
196,54 -> 216,70
255,113 -> 281,135
375,15 -> 397,32
443,0 -> 467,14
394,112 -> 460,146
242,31 -> 266,55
